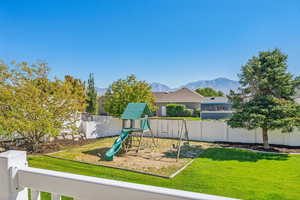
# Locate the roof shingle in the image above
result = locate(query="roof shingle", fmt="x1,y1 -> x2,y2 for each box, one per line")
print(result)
153,88 -> 204,103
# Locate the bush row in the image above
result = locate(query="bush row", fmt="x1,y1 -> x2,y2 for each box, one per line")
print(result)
166,104 -> 200,117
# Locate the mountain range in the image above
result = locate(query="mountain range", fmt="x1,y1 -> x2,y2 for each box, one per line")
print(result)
96,77 -> 240,95
150,78 -> 239,94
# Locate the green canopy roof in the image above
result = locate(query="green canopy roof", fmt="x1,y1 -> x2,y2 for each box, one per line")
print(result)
121,103 -> 151,120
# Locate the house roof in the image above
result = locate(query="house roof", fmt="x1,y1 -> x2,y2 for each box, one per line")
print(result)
121,103 -> 151,120
201,96 -> 230,104
153,88 -> 204,103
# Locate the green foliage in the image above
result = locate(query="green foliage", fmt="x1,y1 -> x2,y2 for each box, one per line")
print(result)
166,104 -> 193,117
193,108 -> 201,117
104,75 -> 156,117
228,49 -> 300,149
166,104 -> 185,117
229,96 -> 300,131
86,73 -> 98,114
183,108 -> 193,117
29,148 -> 300,200
195,87 -> 224,97
0,61 -> 86,151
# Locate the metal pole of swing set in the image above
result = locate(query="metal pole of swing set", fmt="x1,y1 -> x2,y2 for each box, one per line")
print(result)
176,119 -> 184,162
176,119 -> 190,162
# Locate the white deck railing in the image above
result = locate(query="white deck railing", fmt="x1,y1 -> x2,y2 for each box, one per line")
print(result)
0,150 -> 239,200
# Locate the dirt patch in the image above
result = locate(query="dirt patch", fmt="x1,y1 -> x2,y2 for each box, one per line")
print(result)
49,137 -> 213,177
217,142 -> 300,153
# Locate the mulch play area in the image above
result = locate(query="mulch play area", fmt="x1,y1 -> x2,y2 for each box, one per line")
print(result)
47,137 -> 211,177
1,138 -> 98,154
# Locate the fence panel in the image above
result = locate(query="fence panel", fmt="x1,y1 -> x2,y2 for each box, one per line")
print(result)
201,121 -> 227,142
82,117 -> 300,146
83,116 -> 122,139
187,121 -> 202,141
157,120 -> 170,138
267,130 -> 286,146
228,128 -> 256,144
285,130 -> 300,146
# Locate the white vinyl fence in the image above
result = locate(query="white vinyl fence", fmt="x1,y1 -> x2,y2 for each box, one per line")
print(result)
82,116 -> 300,146
81,116 -> 122,138
0,150 -> 238,200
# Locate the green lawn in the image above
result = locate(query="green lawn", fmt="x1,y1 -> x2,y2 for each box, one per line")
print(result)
28,148 -> 300,200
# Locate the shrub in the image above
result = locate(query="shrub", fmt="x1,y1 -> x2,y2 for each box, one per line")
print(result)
166,104 -> 185,117
193,108 -> 201,117
166,104 -> 193,117
183,109 -> 193,117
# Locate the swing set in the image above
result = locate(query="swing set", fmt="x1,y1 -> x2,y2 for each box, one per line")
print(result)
104,103 -> 190,162
152,117 -> 190,161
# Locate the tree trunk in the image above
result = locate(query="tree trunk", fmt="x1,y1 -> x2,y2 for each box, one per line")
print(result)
262,128 -> 270,149
32,141 -> 40,153
28,133 -> 43,153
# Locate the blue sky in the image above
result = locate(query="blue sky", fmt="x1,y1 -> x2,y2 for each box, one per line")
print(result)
1,0 -> 300,88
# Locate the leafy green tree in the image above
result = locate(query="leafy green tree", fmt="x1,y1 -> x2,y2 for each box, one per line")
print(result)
64,75 -> 87,138
104,74 -> 156,117
228,49 -> 300,149
86,73 -> 98,114
0,61 -> 86,152
195,87 -> 224,97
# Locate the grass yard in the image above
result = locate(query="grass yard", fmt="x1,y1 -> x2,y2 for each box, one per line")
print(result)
28,146 -> 300,200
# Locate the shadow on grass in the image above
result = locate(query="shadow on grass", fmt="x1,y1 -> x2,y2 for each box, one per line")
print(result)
164,143 -> 205,159
200,148 -> 289,162
163,145 -> 289,162
82,147 -> 110,160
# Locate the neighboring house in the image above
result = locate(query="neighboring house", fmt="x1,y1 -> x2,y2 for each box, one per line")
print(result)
295,97 -> 300,104
153,88 -> 204,117
200,97 -> 233,120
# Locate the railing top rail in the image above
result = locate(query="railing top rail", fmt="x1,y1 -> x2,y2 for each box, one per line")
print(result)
18,166 -> 239,200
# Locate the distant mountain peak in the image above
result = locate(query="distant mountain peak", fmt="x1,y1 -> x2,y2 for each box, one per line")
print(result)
97,77 -> 239,95
151,77 -> 239,94
150,82 -> 172,92
214,77 -> 236,82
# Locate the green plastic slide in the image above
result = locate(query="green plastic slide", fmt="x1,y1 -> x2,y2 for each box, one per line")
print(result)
104,129 -> 130,161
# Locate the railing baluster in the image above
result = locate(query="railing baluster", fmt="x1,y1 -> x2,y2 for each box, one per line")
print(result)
31,190 -> 41,200
1,150 -> 239,200
51,194 -> 62,200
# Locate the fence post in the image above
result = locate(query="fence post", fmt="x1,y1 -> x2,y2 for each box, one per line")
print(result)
0,150 -> 28,200
226,123 -> 229,142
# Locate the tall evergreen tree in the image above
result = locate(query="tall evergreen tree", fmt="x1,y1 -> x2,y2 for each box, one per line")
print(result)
86,73 -> 98,114
228,49 -> 300,149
